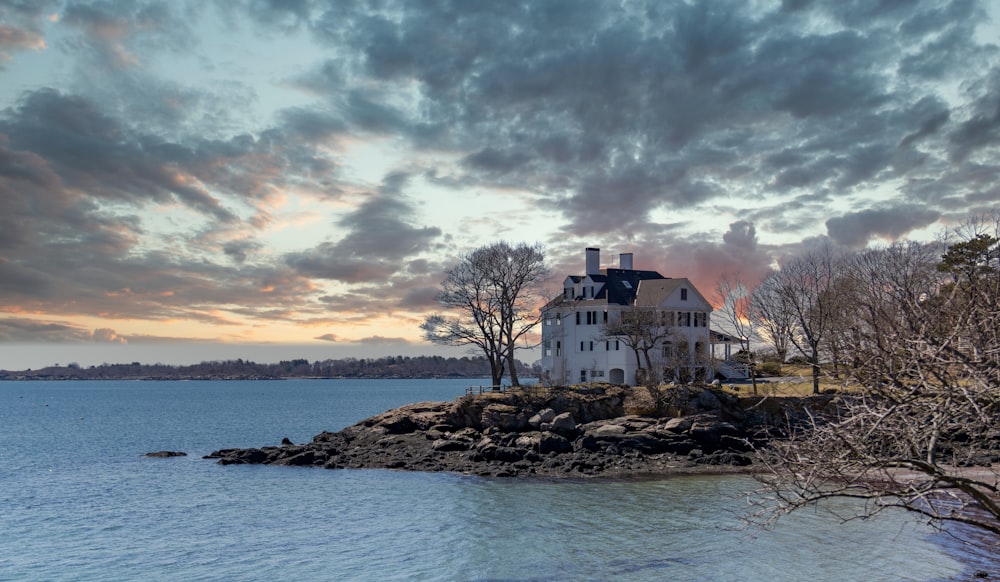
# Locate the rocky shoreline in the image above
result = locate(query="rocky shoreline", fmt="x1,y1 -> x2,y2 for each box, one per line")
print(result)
206,384 -> 834,479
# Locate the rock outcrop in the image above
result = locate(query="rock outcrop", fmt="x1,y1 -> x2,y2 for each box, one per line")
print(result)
145,451 -> 187,458
205,384 -> 834,478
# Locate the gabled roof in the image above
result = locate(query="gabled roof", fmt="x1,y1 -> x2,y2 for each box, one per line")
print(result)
598,268 -> 666,305
551,260 -> 713,309
635,278 -> 712,310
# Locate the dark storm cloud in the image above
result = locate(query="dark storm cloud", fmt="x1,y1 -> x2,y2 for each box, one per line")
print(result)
949,69 -> 1000,161
279,0 -> 1000,243
285,172 -> 443,283
826,206 -> 942,248
2,89 -> 238,221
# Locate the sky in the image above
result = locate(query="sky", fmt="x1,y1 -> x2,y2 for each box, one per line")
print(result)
1,0 -> 999,369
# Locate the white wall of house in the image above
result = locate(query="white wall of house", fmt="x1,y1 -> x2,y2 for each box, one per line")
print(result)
540,249 -> 713,386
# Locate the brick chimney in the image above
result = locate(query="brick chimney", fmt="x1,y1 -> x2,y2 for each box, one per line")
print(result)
585,247 -> 600,275
619,253 -> 633,270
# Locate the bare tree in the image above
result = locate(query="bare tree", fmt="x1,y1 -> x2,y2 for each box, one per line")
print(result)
715,273 -> 759,394
753,226 -> 1000,539
768,244 -> 845,394
490,242 -> 548,386
749,273 -> 794,364
421,241 -> 546,387
601,307 -> 673,386
660,331 -> 691,383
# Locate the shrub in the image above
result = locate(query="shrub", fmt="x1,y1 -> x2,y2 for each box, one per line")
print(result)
757,361 -> 782,376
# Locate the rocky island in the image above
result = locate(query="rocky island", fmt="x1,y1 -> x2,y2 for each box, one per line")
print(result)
206,384 -> 834,478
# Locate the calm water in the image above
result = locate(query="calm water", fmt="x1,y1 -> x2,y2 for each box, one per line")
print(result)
0,379 -> 995,581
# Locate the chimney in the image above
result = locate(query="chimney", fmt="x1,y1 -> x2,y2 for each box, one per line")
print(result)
585,247 -> 600,275
619,253 -> 633,270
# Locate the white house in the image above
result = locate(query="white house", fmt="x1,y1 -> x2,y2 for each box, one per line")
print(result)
539,247 -> 714,386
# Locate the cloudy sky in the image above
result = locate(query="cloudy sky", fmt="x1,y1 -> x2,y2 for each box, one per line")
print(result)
1,0 -> 999,369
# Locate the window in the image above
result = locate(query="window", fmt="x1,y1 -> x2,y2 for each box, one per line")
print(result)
580,341 -> 585,352
555,341 -> 561,356
681,288 -> 688,301
565,288 -> 574,300
603,310 -> 608,323
580,370 -> 587,382
576,311 -> 581,325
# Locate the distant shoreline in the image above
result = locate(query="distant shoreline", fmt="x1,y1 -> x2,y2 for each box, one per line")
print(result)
0,374 -> 494,381
0,355 -> 534,382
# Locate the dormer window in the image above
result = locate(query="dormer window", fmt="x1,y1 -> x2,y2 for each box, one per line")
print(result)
565,288 -> 574,300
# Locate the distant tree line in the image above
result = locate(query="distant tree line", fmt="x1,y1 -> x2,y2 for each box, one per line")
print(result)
0,355 -> 539,381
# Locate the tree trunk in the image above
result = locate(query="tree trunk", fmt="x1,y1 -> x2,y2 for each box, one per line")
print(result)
490,355 -> 504,389
811,344 -> 820,394
506,351 -> 520,387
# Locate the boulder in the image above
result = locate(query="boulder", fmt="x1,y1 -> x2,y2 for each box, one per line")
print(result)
145,451 -> 186,458
661,417 -> 692,433
528,408 -> 557,428
539,432 -> 573,455
275,449 -> 327,466
618,435 -> 672,455
431,439 -> 471,452
695,390 -> 722,410
481,403 -> 530,432
515,434 -> 541,449
547,412 -> 577,437
482,446 -> 524,463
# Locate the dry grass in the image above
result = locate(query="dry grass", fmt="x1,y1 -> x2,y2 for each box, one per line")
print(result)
723,363 -> 862,397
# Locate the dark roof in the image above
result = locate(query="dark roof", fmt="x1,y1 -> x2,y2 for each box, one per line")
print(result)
597,268 -> 667,305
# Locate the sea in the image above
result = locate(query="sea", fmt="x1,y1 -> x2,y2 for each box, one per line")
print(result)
1,379 -> 996,581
